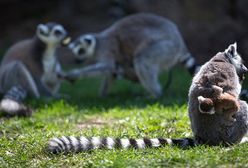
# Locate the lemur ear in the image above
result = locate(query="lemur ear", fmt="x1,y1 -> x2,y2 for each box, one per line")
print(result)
225,42 -> 237,57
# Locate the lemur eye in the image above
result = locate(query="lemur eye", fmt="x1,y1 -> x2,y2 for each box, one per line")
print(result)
54,29 -> 63,37
78,48 -> 86,55
39,29 -> 48,36
84,38 -> 92,45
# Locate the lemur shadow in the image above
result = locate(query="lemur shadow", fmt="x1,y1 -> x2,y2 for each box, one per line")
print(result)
43,67 -> 191,115
0,67 -> 191,118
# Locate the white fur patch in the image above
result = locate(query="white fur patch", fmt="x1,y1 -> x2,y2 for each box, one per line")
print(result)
240,137 -> 248,144
185,57 -> 195,68
69,136 -> 79,151
61,136 -> 71,150
50,138 -> 65,150
41,44 -> 61,93
0,99 -> 22,114
91,137 -> 101,149
37,24 -> 49,34
106,137 -> 115,149
150,139 -> 160,147
166,138 -> 173,145
79,137 -> 90,150
49,140 -> 59,147
120,139 -> 130,148
136,139 -> 145,149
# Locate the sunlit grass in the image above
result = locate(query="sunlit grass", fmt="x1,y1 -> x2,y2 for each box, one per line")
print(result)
0,67 -> 248,168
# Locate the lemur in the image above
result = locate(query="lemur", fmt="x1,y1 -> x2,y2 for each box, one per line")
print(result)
48,43 -> 248,154
189,42 -> 248,145
59,13 -> 200,98
0,23 -> 71,117
197,85 -> 240,121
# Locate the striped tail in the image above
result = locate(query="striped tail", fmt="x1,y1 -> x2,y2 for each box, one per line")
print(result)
0,86 -> 32,116
48,136 -> 195,154
181,54 -> 200,75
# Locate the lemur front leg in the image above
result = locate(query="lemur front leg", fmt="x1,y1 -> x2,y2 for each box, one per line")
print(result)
0,61 -> 40,116
59,63 -> 115,82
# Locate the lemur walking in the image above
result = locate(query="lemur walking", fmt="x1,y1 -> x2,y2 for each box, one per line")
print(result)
0,23 -> 71,116
48,43 -> 248,154
60,13 -> 200,98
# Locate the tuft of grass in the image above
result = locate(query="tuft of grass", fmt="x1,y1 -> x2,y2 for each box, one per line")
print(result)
1,66 -> 248,168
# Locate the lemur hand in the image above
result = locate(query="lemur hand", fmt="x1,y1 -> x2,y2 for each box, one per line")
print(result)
57,71 -> 77,83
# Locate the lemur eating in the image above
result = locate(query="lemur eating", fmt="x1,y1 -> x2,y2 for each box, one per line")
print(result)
48,43 -> 248,154
0,23 -> 71,116
59,13 -> 199,98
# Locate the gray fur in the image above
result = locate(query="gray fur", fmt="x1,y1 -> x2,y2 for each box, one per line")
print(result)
62,13 -> 199,98
0,23 -> 70,116
189,43 -> 248,146
48,43 -> 248,154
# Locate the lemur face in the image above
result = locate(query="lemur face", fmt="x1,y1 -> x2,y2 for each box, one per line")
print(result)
68,35 -> 96,63
225,43 -> 248,80
36,23 -> 71,46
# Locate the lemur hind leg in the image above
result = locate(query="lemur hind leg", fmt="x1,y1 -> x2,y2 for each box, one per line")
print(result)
133,40 -> 177,98
134,59 -> 161,98
229,100 -> 248,144
0,61 -> 40,98
0,62 -> 39,116
0,86 -> 32,116
99,74 -> 113,97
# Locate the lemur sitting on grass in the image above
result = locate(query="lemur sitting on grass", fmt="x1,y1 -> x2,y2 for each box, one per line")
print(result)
0,23 -> 71,116
48,43 -> 248,154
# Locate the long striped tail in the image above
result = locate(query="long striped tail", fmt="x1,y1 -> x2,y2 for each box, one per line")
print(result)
181,54 -> 200,75
48,136 -> 195,154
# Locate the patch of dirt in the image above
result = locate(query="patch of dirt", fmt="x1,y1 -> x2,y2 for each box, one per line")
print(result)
76,118 -> 120,129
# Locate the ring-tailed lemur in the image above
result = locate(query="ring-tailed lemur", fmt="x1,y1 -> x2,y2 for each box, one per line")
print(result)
48,43 -> 248,154
189,42 -> 248,145
59,13 -> 200,98
197,85 -> 240,121
0,22 -> 71,116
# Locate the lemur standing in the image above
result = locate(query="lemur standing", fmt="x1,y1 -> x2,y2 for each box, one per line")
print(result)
0,23 -> 71,116
48,43 -> 248,154
60,13 -> 200,98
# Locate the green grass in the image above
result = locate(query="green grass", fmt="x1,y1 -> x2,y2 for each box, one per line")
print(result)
1,67 -> 248,168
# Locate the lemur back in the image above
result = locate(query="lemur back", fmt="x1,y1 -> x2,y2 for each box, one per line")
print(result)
0,23 -> 70,116
189,43 -> 248,145
48,44 -> 248,154
62,13 -> 200,98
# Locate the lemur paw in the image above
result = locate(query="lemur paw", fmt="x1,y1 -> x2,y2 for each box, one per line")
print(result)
57,72 -> 76,84
211,85 -> 223,95
0,99 -> 33,117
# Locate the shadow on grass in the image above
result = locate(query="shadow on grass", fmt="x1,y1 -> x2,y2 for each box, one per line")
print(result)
0,67 -> 192,118
30,67 -> 191,114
